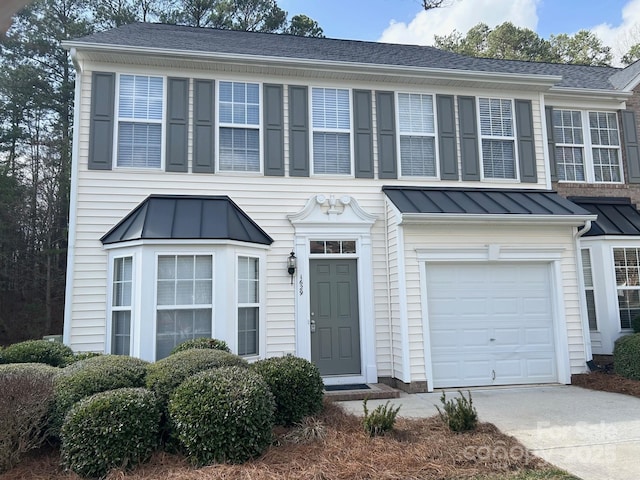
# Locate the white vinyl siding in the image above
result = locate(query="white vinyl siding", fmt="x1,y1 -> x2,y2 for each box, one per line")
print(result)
581,249 -> 597,331
218,81 -> 260,172
111,256 -> 132,355
479,98 -> 516,179
614,247 -> 640,330
156,255 -> 213,359
312,87 -> 351,175
397,93 -> 437,177
116,75 -> 163,168
237,256 -> 259,356
553,109 -> 622,183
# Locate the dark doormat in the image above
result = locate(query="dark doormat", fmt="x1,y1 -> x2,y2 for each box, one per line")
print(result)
325,383 -> 371,391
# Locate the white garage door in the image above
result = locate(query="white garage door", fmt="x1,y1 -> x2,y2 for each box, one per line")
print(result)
426,263 -> 557,388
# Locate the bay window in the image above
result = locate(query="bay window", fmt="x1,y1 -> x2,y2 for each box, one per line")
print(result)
111,256 -> 132,355
614,247 -> 640,330
237,256 -> 259,356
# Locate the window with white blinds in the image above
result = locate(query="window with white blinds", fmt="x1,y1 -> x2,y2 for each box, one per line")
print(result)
397,93 -> 436,177
111,256 -> 132,355
479,98 -> 516,179
117,75 -> 163,168
156,255 -> 213,360
237,256 -> 259,356
614,247 -> 640,330
581,249 -> 597,331
219,81 -> 260,172
312,87 -> 351,175
552,109 -> 622,183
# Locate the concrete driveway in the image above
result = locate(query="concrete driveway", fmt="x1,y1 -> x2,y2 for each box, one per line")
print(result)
338,385 -> 640,480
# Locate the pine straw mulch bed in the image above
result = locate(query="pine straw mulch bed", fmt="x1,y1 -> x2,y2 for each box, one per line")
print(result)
1,400 -> 572,480
572,371 -> 640,399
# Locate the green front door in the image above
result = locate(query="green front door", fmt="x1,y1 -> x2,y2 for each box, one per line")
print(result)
310,258 -> 361,376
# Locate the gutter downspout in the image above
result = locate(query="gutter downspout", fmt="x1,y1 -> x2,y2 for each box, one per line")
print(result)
575,219 -> 594,364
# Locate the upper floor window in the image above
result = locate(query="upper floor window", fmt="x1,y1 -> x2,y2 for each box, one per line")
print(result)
116,75 -> 163,168
312,87 -> 351,175
479,98 -> 516,180
218,81 -> 260,172
397,93 -> 436,177
553,109 -> 621,183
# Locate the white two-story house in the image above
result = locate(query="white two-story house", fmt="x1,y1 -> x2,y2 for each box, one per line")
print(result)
62,23 -> 640,392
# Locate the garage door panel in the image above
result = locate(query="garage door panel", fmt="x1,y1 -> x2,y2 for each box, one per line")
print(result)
427,263 -> 557,388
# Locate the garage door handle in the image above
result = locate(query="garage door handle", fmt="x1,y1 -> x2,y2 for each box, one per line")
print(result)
490,338 -> 495,342
492,369 -> 496,381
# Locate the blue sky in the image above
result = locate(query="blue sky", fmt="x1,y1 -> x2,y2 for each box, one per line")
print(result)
278,0 -> 640,63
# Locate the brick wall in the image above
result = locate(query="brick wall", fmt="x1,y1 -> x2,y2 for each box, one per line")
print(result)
553,84 -> 640,208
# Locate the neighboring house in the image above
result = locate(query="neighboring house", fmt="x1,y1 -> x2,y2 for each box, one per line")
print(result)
62,23 -> 640,392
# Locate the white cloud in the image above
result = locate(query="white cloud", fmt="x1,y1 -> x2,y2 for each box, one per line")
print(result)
379,0 -> 539,46
591,0 -> 640,65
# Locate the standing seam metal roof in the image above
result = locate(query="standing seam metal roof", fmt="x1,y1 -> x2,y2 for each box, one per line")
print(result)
569,197 -> 640,236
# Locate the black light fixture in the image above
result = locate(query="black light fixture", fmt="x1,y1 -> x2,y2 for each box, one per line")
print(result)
287,251 -> 297,284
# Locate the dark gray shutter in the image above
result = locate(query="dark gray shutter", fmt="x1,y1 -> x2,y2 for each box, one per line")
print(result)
545,106 -> 558,182
353,90 -> 374,178
263,84 -> 284,176
436,94 -> 458,180
88,72 -> 115,170
515,99 -> 537,183
166,77 -> 189,172
622,110 -> 640,184
458,96 -> 480,181
375,91 -> 397,179
289,85 -> 309,177
193,79 -> 215,173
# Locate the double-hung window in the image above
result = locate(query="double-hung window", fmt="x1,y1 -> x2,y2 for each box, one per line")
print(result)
312,87 -> 351,175
553,109 -> 622,182
614,247 -> 640,330
116,75 -> 163,168
111,256 -> 132,355
237,256 -> 259,356
156,255 -> 213,359
581,249 -> 598,331
218,81 -> 260,172
397,93 -> 437,177
479,98 -> 517,179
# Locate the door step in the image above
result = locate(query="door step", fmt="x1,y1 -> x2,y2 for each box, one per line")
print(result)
323,383 -> 400,401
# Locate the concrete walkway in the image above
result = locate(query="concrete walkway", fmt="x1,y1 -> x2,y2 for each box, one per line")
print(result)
338,385 -> 640,480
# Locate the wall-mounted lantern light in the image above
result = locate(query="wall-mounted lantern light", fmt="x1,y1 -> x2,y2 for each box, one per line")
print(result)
287,251 -> 297,284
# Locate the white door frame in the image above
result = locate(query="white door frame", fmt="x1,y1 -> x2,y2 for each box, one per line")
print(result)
288,195 -> 378,385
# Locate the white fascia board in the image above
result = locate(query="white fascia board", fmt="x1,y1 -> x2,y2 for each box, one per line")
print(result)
63,42 -> 562,89
579,235 -> 640,242
399,213 -> 597,226
547,86 -> 631,101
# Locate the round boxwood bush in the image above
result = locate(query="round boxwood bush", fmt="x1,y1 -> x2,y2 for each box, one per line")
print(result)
146,349 -> 248,407
614,333 -> 640,380
2,340 -> 74,367
251,355 -> 324,425
61,387 -> 160,478
52,355 -> 149,435
168,366 -> 275,465
169,337 -> 231,355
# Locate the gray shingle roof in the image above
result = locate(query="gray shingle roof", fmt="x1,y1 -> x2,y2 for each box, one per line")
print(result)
101,195 -> 273,245
570,197 -> 640,236
383,186 -> 593,217
68,23 -> 625,91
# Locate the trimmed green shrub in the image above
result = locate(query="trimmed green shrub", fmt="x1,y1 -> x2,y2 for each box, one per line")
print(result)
250,355 -> 324,425
632,315 -> 640,334
2,340 -> 74,367
61,388 -> 160,478
65,351 -> 103,365
362,399 -> 400,437
169,337 -> 231,355
614,333 -> 640,380
168,366 -> 275,465
146,349 -> 248,407
0,363 -> 59,472
436,390 -> 478,433
52,355 -> 149,435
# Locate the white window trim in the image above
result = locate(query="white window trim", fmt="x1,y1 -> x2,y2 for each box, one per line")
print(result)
579,247 -> 599,332
106,252 -> 136,356
153,252 -> 215,360
611,246 -> 640,332
215,80 -> 264,175
555,109 -> 623,184
310,86 -> 354,177
395,91 -> 439,179
112,73 -> 166,171
477,97 -> 520,182
235,254 -> 262,358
